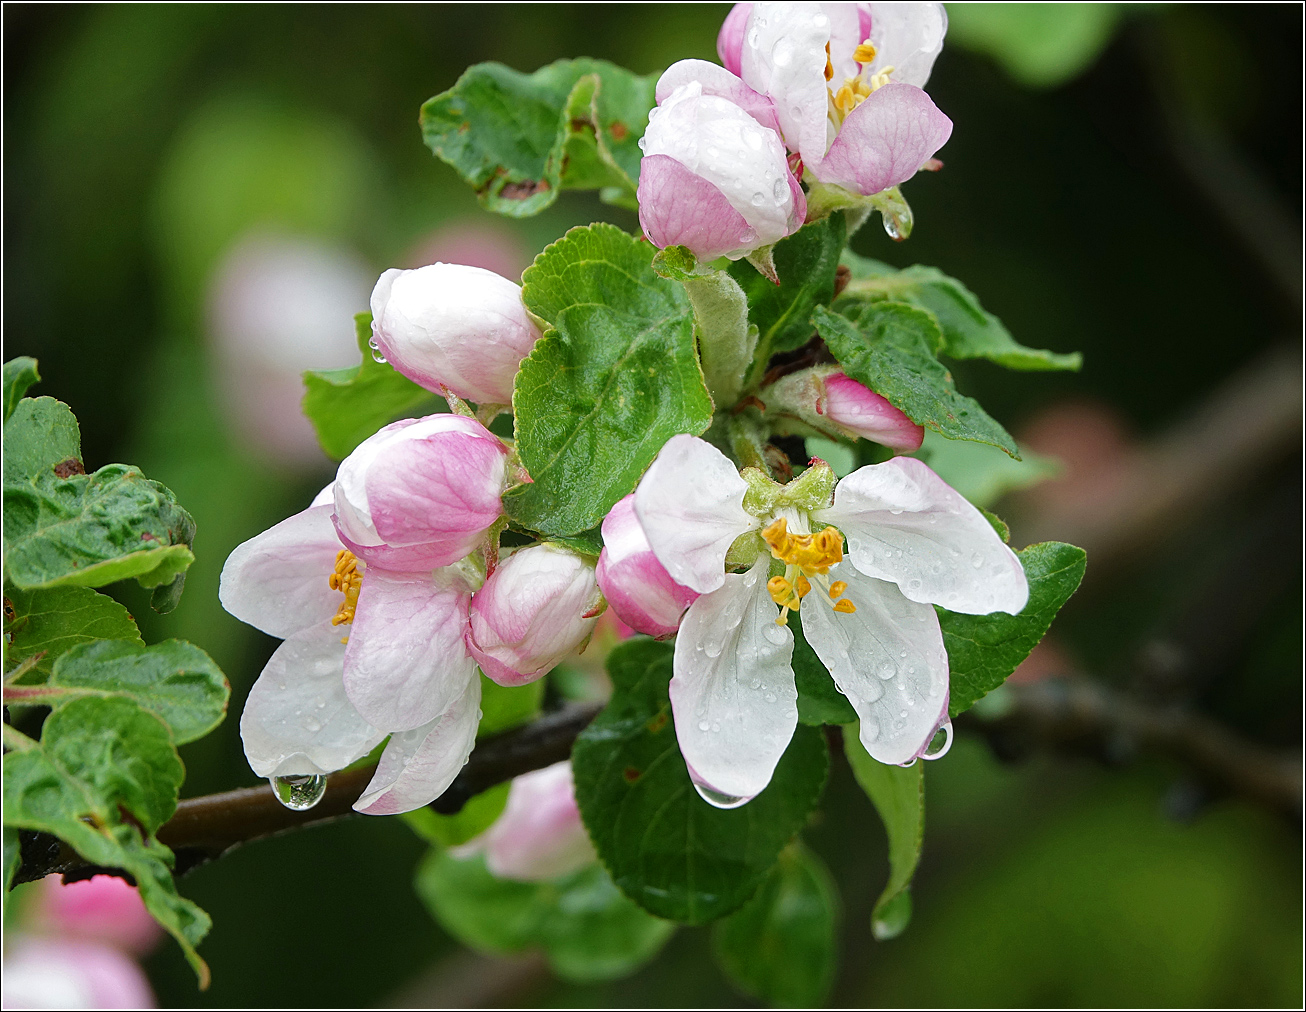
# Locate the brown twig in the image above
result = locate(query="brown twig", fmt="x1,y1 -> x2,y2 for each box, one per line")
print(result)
13,702 -> 602,885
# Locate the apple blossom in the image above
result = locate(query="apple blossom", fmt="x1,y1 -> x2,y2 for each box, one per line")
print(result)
638,78 -> 805,261
629,433 -> 1026,805
466,543 -> 603,686
455,761 -> 596,881
332,414 -> 509,573
220,434 -> 497,814
369,262 -> 541,405
718,2 -> 951,198
30,875 -> 161,956
763,366 -> 924,451
596,494 -> 700,638
0,938 -> 155,1010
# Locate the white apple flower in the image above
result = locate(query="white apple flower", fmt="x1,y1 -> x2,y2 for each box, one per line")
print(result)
628,433 -> 1027,806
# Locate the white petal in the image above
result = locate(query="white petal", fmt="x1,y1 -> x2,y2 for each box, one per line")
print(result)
670,557 -> 797,801
867,1 -> 948,88
353,673 -> 481,815
816,457 -> 1028,615
801,564 -> 948,765
343,567 -> 476,732
219,505 -> 342,638
240,622 -> 385,778
635,434 -> 758,594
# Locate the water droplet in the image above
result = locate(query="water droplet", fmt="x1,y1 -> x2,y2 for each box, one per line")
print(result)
750,679 -> 762,690
897,757 -> 918,768
711,721 -> 721,732
751,191 -> 766,206
772,177 -> 786,201
698,720 -> 712,732
770,36 -> 795,67
921,721 -> 954,761
763,624 -> 787,644
744,128 -> 763,151
692,781 -> 752,810
899,649 -> 908,659
882,205 -> 913,241
278,682 -> 286,691
909,578 -> 922,590
889,508 -> 903,515
877,661 -> 896,679
367,337 -> 387,364
304,717 -> 321,732
706,145 -> 720,160
971,553 -> 985,569
270,774 -> 327,812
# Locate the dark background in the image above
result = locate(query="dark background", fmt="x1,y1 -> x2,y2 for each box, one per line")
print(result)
4,4 -> 1301,1007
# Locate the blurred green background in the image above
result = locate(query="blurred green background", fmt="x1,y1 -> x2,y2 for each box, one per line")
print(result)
4,3 -> 1300,1007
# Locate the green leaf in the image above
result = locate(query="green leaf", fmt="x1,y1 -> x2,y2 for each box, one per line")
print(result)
813,302 -> 1020,458
402,782 -> 510,847
302,313 -> 441,461
420,60 -> 656,217
3,357 -> 41,422
712,842 -> 839,1007
3,463 -> 196,593
791,612 -> 857,726
840,254 -> 1081,371
572,639 -> 829,924
946,2 -> 1126,89
478,672 -> 546,738
2,696 -> 211,983
915,430 -> 1059,509
415,852 -> 673,981
506,224 -> 713,536
547,528 -> 603,558
3,585 -> 144,682
43,639 -> 229,745
728,214 -> 847,363
3,396 -> 82,483
842,726 -> 923,941
941,541 -> 1087,717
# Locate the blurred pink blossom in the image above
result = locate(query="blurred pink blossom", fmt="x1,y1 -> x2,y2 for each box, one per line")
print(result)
1,937 -> 155,1009
30,875 -> 161,956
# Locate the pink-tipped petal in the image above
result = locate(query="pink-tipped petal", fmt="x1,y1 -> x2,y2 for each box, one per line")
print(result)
353,674 -> 481,815
634,434 -> 758,595
816,456 -> 1028,615
638,154 -> 758,262
816,82 -> 952,196
343,567 -> 477,732
669,558 -> 798,803
655,58 -> 781,136
219,505 -> 342,639
717,2 -> 754,76
597,495 -> 700,638
821,372 -> 924,450
864,2 -> 948,88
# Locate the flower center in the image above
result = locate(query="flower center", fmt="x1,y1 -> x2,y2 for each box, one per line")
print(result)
761,518 -> 856,625
328,549 -> 363,626
830,41 -> 894,121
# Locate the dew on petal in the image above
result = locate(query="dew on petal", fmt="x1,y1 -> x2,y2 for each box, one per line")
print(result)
921,721 -> 954,761
270,774 -> 327,811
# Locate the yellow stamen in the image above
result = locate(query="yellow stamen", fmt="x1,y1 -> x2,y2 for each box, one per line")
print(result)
795,575 -> 811,598
828,580 -> 848,598
763,518 -> 857,618
853,42 -> 877,65
824,42 -> 834,81
833,599 -> 857,614
869,65 -> 895,92
328,549 -> 363,626
767,576 -> 793,606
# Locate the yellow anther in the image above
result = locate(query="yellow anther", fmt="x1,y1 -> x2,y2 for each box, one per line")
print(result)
829,580 -> 848,598
328,549 -> 363,626
795,575 -> 812,598
869,65 -> 895,92
833,83 -> 859,115
854,42 -> 877,65
833,599 -> 857,614
824,42 -> 834,81
767,576 -> 793,606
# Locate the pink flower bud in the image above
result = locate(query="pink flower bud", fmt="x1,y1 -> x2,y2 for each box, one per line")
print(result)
369,263 -> 541,405
333,414 -> 508,571
637,80 -> 804,262
31,875 -> 161,956
596,494 -> 699,638
466,544 -> 601,686
457,761 -> 595,881
1,938 -> 155,1009
820,372 -> 924,451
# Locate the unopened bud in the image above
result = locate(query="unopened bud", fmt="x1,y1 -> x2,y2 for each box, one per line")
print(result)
596,494 -> 699,638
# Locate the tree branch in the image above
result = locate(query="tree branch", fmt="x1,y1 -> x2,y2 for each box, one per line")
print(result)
959,677 -> 1302,818
13,701 -> 603,885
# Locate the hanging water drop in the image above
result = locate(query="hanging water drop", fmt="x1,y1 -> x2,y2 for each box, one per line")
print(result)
881,204 -> 913,241
270,774 -> 327,812
367,337 -> 387,364
921,721 -> 954,761
692,781 -> 752,810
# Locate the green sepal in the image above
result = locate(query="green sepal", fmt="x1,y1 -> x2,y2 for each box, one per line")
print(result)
3,357 -> 41,422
